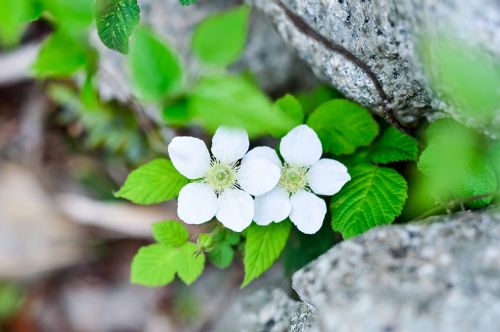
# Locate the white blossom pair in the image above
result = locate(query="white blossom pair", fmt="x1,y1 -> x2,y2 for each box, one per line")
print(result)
168,125 -> 351,234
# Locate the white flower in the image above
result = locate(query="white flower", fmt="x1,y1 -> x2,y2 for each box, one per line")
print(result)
251,125 -> 351,234
167,127 -> 281,232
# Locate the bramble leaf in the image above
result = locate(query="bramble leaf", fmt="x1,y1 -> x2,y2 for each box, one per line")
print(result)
95,0 -> 140,54
209,244 -> 234,269
307,100 -> 379,155
131,242 -> 205,287
188,75 -> 295,137
129,26 -> 182,100
417,119 -> 497,207
115,159 -> 188,205
131,244 -> 177,286
192,6 -> 249,66
242,221 -> 291,287
332,164 -> 408,239
275,94 -> 304,128
152,221 -> 189,247
32,31 -> 88,77
176,243 -> 205,285
370,127 -> 418,164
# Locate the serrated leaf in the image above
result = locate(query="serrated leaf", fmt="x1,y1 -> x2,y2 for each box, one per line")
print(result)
307,99 -> 379,155
370,127 -> 418,164
131,244 -> 177,286
152,221 -> 189,246
95,0 -> 140,54
44,0 -> 94,31
332,164 -> 408,239
115,159 -> 188,205
192,5 -> 249,66
176,243 -> 205,285
0,0 -> 29,47
32,31 -> 88,77
209,244 -> 234,269
188,75 -> 295,137
129,26 -> 182,100
242,221 -> 291,287
275,94 -> 304,127
417,119 -> 497,206
463,162 -> 497,209
179,0 -> 198,5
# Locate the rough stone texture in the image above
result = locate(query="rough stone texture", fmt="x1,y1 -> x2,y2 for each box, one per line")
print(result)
96,0 -> 315,103
293,209 -> 500,332
247,0 -> 500,136
217,288 -> 300,332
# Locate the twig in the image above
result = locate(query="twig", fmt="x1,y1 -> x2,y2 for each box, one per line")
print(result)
0,42 -> 41,86
275,0 -> 408,133
410,192 -> 498,224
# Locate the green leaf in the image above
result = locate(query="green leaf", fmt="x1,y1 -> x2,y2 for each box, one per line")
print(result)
152,221 -> 189,247
463,162 -> 497,209
188,75 -> 295,137
370,127 -> 419,164
32,31 -> 88,77
95,0 -> 140,54
332,164 -> 408,239
417,119 -> 497,206
0,0 -> 29,47
176,243 -> 205,285
129,26 -> 182,100
274,94 -> 304,127
296,85 -> 342,115
209,244 -> 234,269
179,0 -> 198,6
115,159 -> 189,205
192,5 -> 249,66
307,99 -> 379,155
43,0 -> 94,31
242,221 -> 291,287
162,99 -> 193,126
420,34 -> 500,118
131,244 -> 177,286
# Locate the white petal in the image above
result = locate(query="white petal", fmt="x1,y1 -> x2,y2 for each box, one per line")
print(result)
289,191 -> 326,234
168,137 -> 211,179
280,125 -> 322,167
177,183 -> 217,224
243,146 -> 282,168
211,127 -> 249,163
307,159 -> 351,196
237,158 -> 281,196
216,189 -> 254,232
254,188 -> 291,226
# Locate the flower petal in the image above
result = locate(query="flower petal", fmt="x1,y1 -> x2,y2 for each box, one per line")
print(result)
237,157 -> 281,196
289,190 -> 326,234
280,125 -> 322,167
254,188 -> 291,226
177,183 -> 217,224
307,159 -> 351,196
243,146 -> 282,167
168,137 -> 211,179
211,127 -> 249,163
216,189 -> 254,232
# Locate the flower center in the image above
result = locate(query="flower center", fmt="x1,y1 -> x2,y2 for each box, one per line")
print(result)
279,165 -> 308,194
205,161 -> 237,193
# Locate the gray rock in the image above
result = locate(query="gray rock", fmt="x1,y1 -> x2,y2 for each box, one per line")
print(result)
247,0 -> 500,136
96,0 -> 315,103
293,209 -> 500,332
218,288 -> 300,332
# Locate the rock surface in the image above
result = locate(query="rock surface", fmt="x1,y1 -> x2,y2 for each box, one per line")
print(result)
293,209 -> 500,332
247,0 -> 500,136
96,0 -> 315,102
227,209 -> 500,331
